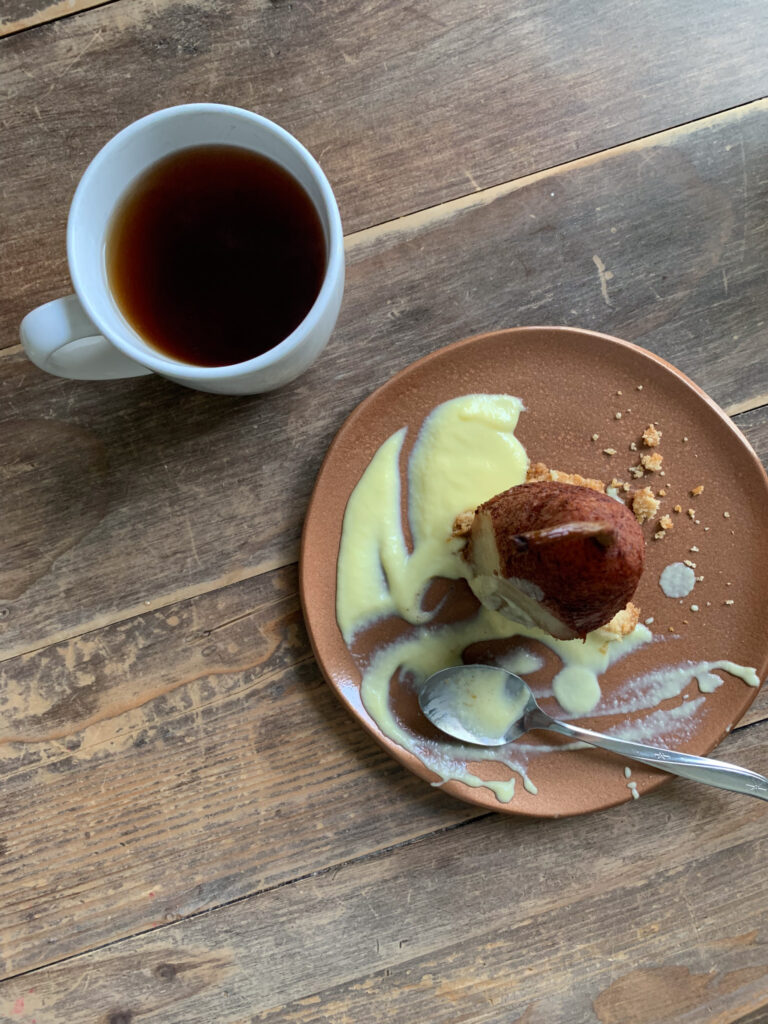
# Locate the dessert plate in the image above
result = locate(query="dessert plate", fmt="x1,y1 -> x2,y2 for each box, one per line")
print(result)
300,328 -> 768,816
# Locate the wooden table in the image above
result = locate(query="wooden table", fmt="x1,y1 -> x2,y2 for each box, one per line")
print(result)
2,2 -> 768,1020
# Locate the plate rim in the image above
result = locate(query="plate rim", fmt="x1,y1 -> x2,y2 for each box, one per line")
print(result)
300,325 -> 768,817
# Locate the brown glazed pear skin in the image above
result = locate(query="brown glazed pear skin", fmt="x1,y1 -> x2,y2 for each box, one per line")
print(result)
464,481 -> 645,640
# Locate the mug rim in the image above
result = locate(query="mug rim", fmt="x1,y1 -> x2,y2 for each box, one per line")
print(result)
67,103 -> 344,381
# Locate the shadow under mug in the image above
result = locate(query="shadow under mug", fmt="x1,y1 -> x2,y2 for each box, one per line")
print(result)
20,104 -> 345,395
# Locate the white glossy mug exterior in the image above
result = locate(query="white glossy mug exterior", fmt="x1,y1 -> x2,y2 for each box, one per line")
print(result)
20,104 -> 344,395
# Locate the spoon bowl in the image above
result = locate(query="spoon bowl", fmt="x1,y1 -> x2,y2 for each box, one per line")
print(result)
419,664 -> 768,801
419,664 -> 535,746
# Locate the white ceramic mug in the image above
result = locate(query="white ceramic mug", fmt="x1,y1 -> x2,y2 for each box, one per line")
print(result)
20,104 -> 345,395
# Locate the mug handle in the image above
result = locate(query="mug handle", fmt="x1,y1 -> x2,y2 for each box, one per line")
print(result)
20,295 -> 152,380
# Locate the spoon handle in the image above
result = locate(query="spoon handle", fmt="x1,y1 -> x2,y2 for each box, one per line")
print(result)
527,708 -> 768,801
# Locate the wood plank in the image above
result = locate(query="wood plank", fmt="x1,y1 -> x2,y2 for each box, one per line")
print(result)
1,719 -> 766,1020
0,547 -> 765,975
0,563 -> 482,976
731,402 -> 768,726
735,696 -> 768,729
730,403 -> 768,728
735,404 -> 768,458
733,1009 -> 768,1024
3,0 -> 768,348
0,0 -> 108,38
2,101 -> 768,657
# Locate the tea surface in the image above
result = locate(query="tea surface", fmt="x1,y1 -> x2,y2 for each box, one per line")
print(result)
106,145 -> 326,367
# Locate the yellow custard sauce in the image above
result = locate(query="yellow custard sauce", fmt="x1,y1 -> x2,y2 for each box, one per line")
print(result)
336,394 -> 759,802
427,666 -> 531,744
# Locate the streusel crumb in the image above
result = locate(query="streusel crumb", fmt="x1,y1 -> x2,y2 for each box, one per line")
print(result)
526,463 -> 605,492
601,602 -> 640,636
633,487 -> 660,523
642,424 -> 662,447
640,451 -> 663,472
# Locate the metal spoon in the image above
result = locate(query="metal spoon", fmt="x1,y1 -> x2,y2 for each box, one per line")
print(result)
419,664 -> 768,800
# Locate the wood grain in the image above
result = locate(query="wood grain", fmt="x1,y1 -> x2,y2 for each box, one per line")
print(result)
0,0 -> 108,38
2,101 -> 768,658
736,405 -> 768,459
0,529 -> 765,976
3,0 -> 768,348
0,563 -> 483,976
732,1008 -> 768,1024
0,720 -> 766,1020
731,402 -> 768,729
3,1 -> 768,1015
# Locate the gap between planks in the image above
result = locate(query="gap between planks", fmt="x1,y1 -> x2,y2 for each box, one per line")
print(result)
724,393 -> 768,417
344,95 -> 768,253
0,0 -> 120,39
0,550 -> 297,664
1,727 -> 766,987
0,812 -> 492,987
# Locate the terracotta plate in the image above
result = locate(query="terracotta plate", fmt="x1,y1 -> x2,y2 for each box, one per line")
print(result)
300,328 -> 768,816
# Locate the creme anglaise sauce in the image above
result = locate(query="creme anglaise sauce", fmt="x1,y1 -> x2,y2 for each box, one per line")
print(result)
336,394 -> 759,801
